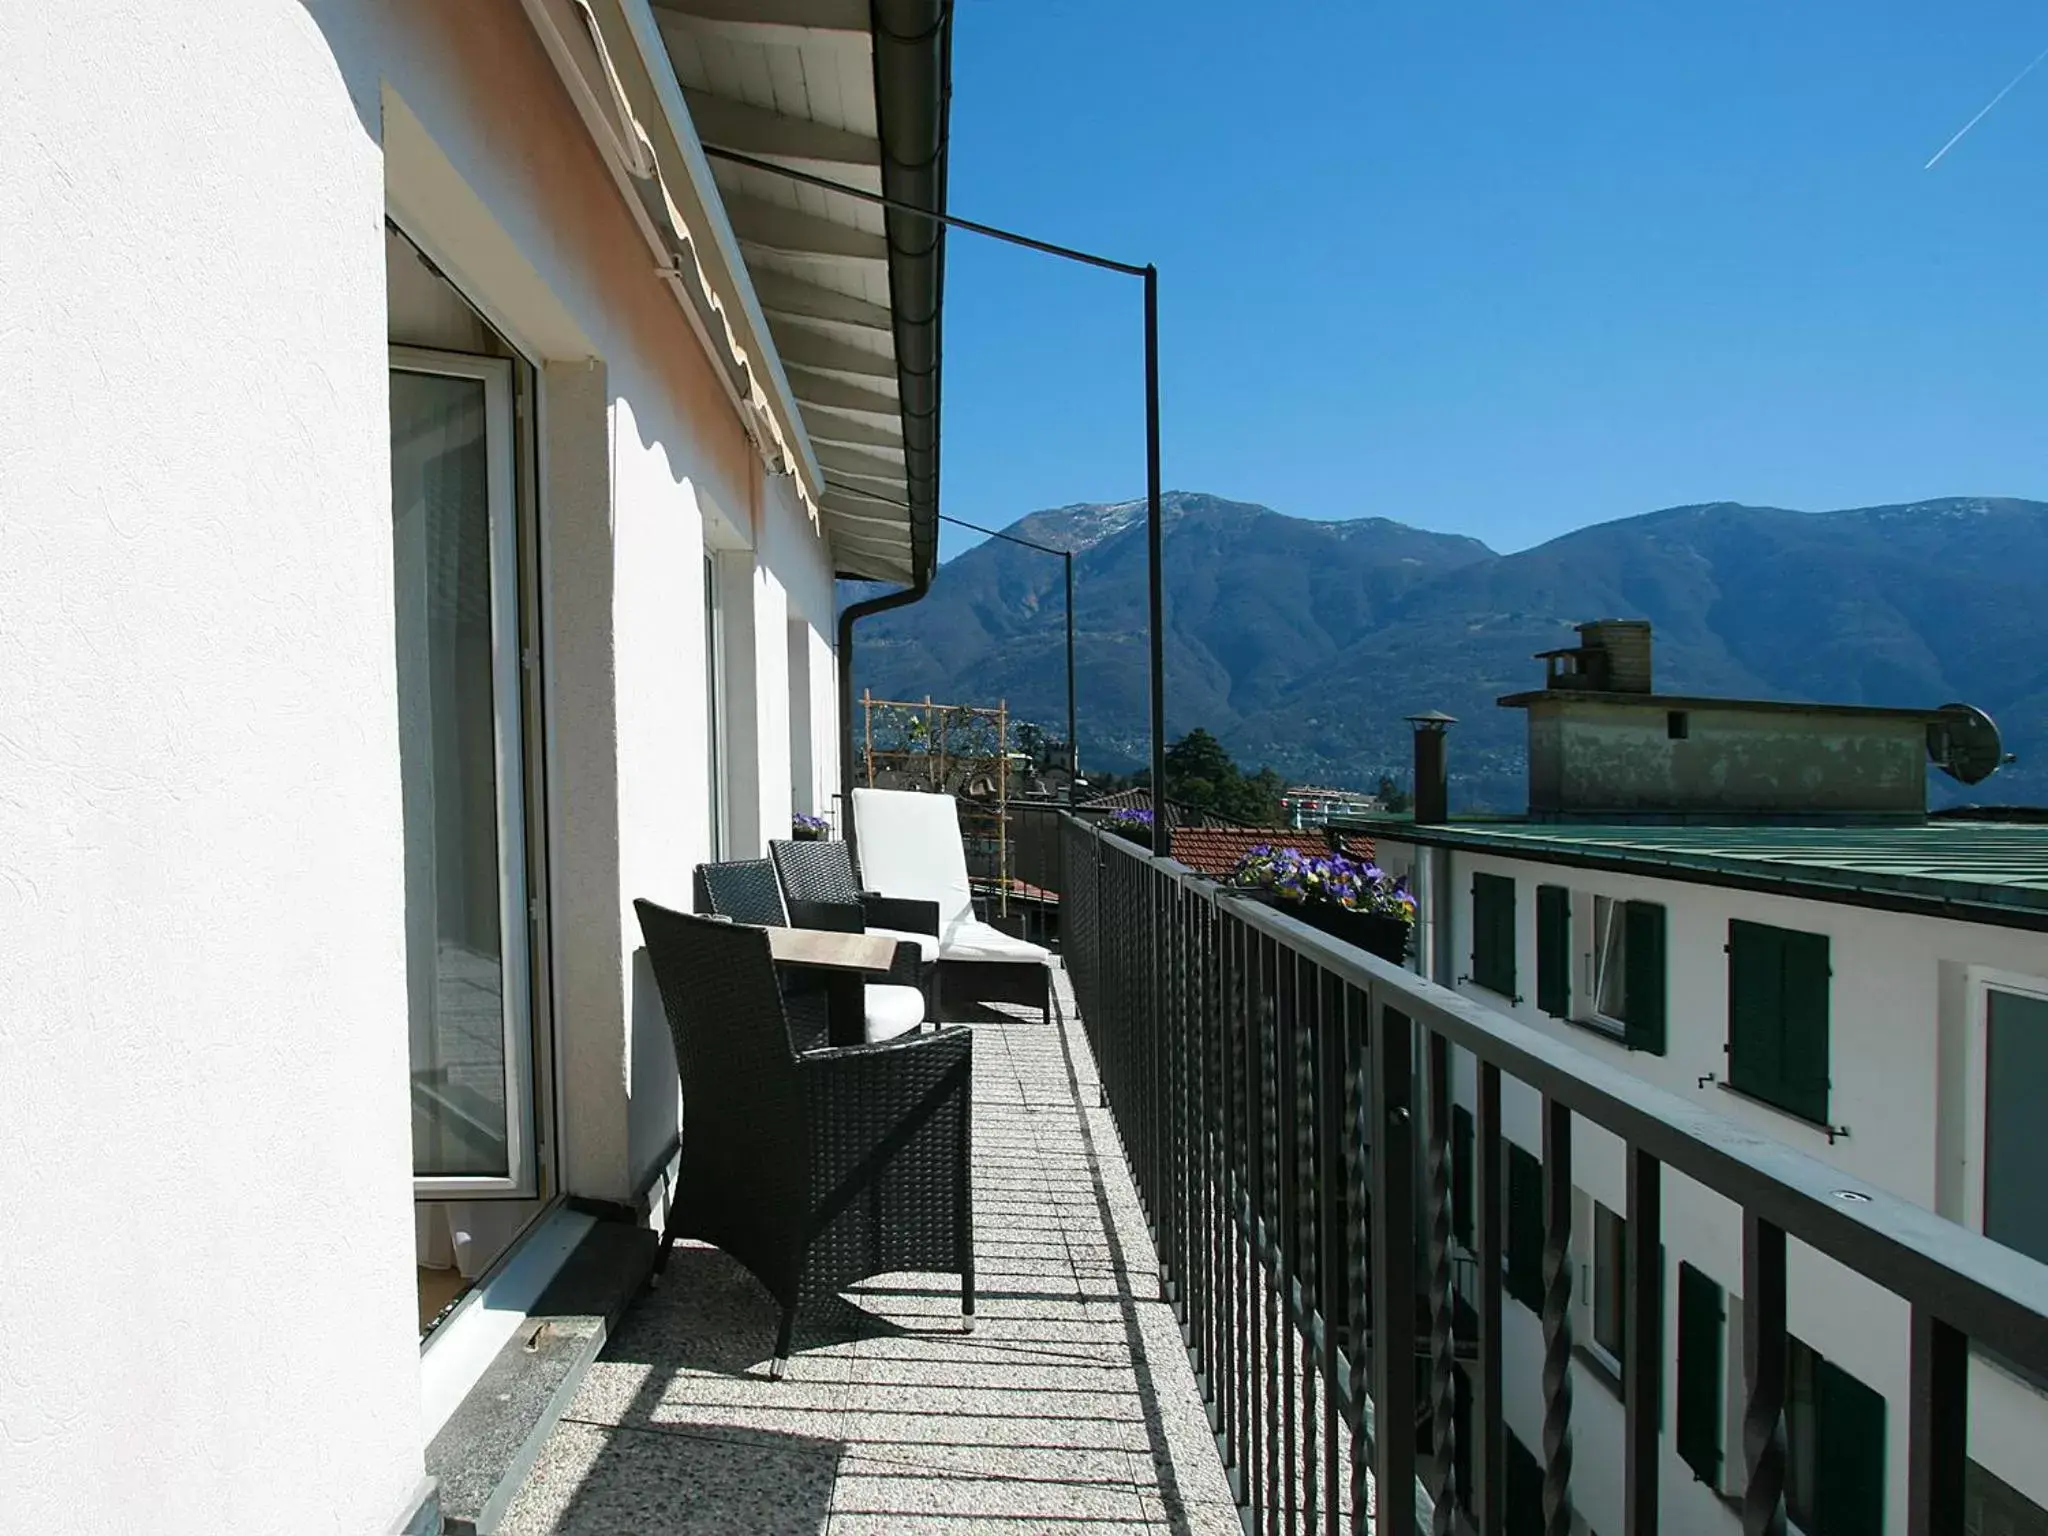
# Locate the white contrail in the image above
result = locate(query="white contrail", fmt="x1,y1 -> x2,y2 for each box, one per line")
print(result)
1925,40 -> 2048,168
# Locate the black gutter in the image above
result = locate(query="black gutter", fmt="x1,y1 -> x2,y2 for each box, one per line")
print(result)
870,0 -> 949,585
833,2 -> 948,844
837,575 -> 929,853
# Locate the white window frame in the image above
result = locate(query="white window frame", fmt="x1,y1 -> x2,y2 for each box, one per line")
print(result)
1569,891 -> 1630,1040
1587,1197 -> 1627,1377
392,346 -> 538,1200
1962,965 -> 2048,1240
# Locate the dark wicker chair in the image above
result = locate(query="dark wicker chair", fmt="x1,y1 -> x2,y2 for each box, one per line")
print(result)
633,898 -> 973,1371
771,838 -> 941,1018
695,859 -> 927,1043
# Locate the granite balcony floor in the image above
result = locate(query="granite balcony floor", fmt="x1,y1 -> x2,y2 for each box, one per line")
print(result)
500,966 -> 1247,1535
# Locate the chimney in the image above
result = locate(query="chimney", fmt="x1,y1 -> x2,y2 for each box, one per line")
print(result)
1577,619 -> 1653,693
1406,710 -> 1456,825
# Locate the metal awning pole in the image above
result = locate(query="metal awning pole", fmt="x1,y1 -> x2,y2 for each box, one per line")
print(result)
1144,265 -> 1166,857
1064,550 -> 1077,800
705,143 -> 1164,852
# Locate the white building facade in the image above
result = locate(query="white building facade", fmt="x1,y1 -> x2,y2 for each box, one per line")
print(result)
1365,820 -> 2048,1536
0,3 -> 947,1530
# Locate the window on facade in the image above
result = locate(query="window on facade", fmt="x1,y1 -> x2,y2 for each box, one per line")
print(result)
1505,1142 -> 1544,1308
1593,897 -> 1630,1019
1451,1104 -> 1475,1249
1967,1458 -> 2048,1536
1676,1262 -> 1725,1485
1472,872 -> 1516,998
391,352 -> 537,1194
1786,1337 -> 1887,1536
1985,987 -> 2048,1268
704,552 -> 727,860
1540,888 -> 1667,1052
1537,884 -> 1571,1017
787,615 -> 815,820
1591,1202 -> 1627,1368
1726,920 -> 1831,1123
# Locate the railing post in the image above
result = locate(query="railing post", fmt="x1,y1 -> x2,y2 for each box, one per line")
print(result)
1473,1063 -> 1505,1536
1906,1307 -> 1967,1536
1740,1213 -> 1788,1536
1346,983 -> 1371,1534
1623,1147 -> 1661,1536
1425,1029 -> 1459,1534
1370,1002 -> 1418,1536
1316,968 -> 1346,1531
1539,1099 -> 1574,1536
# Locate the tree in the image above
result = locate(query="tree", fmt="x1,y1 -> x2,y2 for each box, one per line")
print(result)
1376,772 -> 1413,814
1164,728 -> 1285,825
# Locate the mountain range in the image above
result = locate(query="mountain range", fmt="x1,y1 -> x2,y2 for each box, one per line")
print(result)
850,492 -> 2048,812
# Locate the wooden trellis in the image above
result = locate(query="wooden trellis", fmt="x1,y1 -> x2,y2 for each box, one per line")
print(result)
860,692 -> 1011,913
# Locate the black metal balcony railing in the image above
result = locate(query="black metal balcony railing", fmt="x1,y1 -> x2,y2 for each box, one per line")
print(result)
1057,813 -> 2048,1536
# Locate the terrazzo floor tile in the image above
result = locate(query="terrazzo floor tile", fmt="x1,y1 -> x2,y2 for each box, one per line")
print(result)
498,972 -> 1280,1535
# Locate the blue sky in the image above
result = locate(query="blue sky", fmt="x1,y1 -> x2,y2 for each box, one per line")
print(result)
933,1 -> 2048,560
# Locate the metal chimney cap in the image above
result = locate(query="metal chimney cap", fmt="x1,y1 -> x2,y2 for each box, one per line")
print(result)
1405,709 -> 1458,730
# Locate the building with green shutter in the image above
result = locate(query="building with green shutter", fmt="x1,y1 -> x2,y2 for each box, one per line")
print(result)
1348,622 -> 2048,1536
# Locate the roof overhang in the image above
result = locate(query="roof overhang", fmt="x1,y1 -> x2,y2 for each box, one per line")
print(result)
522,0 -> 948,584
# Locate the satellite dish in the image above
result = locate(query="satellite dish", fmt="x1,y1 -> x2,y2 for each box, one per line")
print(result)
1927,702 -> 2010,785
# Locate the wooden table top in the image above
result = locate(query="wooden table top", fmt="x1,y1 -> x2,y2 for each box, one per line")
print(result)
765,926 -> 899,974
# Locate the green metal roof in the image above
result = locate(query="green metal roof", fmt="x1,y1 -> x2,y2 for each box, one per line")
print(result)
1344,816 -> 2048,928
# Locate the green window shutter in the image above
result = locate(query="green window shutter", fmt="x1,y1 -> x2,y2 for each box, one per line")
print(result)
1780,929 -> 1831,1124
1727,920 -> 1830,1121
1473,873 -> 1516,997
1727,920 -> 1786,1104
1675,1262 -> 1725,1484
1815,1355 -> 1886,1536
1536,885 -> 1571,1017
1506,1143 -> 1543,1308
1623,901 -> 1668,1054
1451,1104 -> 1475,1247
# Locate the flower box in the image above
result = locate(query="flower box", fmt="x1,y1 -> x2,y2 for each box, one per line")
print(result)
1226,844 -> 1415,966
1276,897 -> 1410,965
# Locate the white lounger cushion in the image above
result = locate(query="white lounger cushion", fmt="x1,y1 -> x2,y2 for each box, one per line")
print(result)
863,984 -> 927,1043
850,789 -> 1052,966
866,925 -> 940,965
942,917 -> 1051,965
852,788 -> 975,932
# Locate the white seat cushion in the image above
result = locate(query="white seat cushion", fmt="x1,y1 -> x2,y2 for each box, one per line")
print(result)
851,789 -> 975,934
866,925 -> 939,965
941,917 -> 1052,965
863,983 -> 927,1043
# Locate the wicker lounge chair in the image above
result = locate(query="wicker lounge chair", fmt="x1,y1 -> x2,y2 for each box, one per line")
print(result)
696,858 -> 926,1042
632,898 -> 974,1371
848,788 -> 1053,1024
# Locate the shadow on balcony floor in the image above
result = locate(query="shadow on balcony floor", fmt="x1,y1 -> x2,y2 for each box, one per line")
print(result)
500,973 -> 1243,1534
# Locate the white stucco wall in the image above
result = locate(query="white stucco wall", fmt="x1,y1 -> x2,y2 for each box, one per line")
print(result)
2,0 -> 851,1525
1380,835 -> 2048,1532
366,2 -> 842,1207
0,3 -> 426,1530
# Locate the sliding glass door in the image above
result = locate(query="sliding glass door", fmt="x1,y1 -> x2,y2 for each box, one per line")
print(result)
389,348 -> 536,1197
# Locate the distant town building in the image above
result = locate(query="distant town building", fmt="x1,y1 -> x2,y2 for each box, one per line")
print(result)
1281,784 -> 1384,828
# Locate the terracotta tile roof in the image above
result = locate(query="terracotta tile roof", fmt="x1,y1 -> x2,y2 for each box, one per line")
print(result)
1165,827 -> 1377,879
